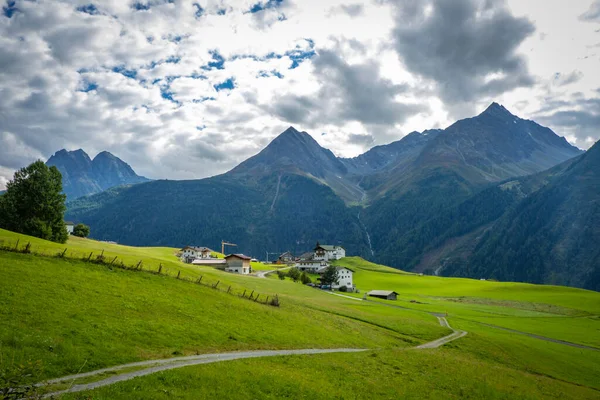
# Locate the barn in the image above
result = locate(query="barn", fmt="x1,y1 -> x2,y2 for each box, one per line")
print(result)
367,290 -> 398,300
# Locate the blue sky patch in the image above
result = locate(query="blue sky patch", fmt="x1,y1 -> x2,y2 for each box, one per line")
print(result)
3,1 -> 18,18
78,81 -> 98,93
165,56 -> 180,64
217,8 -> 227,15
76,4 -> 99,15
248,0 -> 283,14
193,3 -> 204,17
214,79 -> 235,92
112,66 -> 137,79
286,39 -> 315,69
202,50 -> 225,70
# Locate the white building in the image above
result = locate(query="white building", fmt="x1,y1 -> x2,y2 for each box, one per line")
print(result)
180,246 -> 213,263
65,221 -> 75,234
314,243 -> 345,261
225,254 -> 252,274
296,257 -> 328,273
318,266 -> 354,290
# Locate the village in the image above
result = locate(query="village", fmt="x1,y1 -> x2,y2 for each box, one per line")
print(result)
177,241 -> 398,300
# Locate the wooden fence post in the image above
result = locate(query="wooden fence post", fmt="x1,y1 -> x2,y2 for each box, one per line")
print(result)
249,290 -> 254,300
87,252 -> 93,261
14,239 -> 20,251
158,264 -> 163,274
61,248 -> 68,258
197,276 -> 203,284
227,286 -> 231,294
177,270 -> 181,279
242,289 -> 246,298
254,294 -> 260,302
110,256 -> 118,265
213,281 -> 220,289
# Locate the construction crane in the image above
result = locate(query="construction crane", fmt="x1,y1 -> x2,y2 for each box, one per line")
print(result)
221,240 -> 237,255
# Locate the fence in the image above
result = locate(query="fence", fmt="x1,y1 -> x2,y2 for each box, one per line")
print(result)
0,239 -> 280,307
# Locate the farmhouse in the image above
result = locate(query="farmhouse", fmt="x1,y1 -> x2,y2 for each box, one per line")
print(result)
314,242 -> 345,261
225,254 -> 252,275
278,251 -> 294,264
318,266 -> 354,290
297,256 -> 328,273
367,290 -> 398,300
180,246 -> 213,263
65,221 -> 75,234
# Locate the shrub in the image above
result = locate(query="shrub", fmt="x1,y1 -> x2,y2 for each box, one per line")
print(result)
339,285 -> 348,292
300,271 -> 312,285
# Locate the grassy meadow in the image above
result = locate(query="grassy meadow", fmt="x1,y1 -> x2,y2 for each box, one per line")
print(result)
1,230 -> 599,398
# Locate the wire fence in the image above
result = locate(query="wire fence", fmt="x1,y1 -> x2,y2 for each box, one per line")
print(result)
0,239 -> 280,307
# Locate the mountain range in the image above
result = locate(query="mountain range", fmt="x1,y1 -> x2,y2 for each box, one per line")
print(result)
46,149 -> 150,200
63,103 -> 599,290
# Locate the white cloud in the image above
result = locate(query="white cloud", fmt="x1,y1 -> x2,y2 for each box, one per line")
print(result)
0,0 -> 599,188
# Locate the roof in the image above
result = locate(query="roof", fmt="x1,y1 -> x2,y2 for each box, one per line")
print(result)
314,244 -> 344,251
299,252 -> 314,260
279,251 -> 293,258
64,221 -> 75,225
225,254 -> 252,261
367,290 -> 398,296
182,246 -> 213,252
317,266 -> 354,274
191,259 -> 226,265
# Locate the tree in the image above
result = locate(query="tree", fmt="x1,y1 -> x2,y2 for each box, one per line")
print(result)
277,270 -> 286,280
287,267 -> 301,282
300,271 -> 312,285
0,161 -> 67,243
73,223 -> 91,238
319,265 -> 339,288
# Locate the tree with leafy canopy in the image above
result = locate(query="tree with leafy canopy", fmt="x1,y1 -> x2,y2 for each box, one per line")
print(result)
0,160 -> 68,243
287,267 -> 301,282
319,265 -> 339,288
73,223 -> 91,238
300,271 -> 312,285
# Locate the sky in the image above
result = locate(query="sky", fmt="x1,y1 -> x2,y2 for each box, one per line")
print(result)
1,0 -> 599,189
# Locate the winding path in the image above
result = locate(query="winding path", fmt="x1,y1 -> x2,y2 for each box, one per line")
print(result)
40,316 -> 467,398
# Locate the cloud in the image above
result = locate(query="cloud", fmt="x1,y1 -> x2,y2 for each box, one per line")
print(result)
580,1 -> 600,22
390,0 -> 536,114
267,48 -> 426,128
553,70 -> 584,87
329,3 -> 365,17
534,96 -> 600,149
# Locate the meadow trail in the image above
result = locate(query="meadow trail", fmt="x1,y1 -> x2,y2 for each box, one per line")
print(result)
40,317 -> 469,397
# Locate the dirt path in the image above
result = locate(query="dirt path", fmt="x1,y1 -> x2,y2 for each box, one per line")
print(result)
41,349 -> 367,398
40,318 -> 468,397
415,317 -> 468,349
255,266 -> 291,278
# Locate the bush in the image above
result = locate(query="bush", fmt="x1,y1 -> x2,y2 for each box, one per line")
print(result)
287,267 -> 301,282
277,270 -> 286,280
300,271 -> 312,285
339,285 -> 348,292
73,223 -> 90,238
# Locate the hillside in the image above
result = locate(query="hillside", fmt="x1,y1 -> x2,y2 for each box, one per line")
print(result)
63,103 -> 592,288
46,149 -> 150,200
451,140 -> 600,290
1,231 -> 599,398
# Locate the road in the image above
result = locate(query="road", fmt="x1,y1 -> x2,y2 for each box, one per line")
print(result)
40,318 -> 468,398
255,266 -> 291,278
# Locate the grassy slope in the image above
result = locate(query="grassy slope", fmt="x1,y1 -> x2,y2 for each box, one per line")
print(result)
0,252 -> 446,381
2,231 -> 600,398
334,257 -> 600,347
61,349 -> 599,400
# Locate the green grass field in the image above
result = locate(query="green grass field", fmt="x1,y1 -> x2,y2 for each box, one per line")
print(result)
1,230 -> 599,399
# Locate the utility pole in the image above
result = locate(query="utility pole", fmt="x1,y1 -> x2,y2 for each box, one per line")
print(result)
221,240 -> 237,255
266,251 -> 280,263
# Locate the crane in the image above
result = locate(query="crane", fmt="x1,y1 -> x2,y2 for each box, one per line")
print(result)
221,240 -> 237,255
